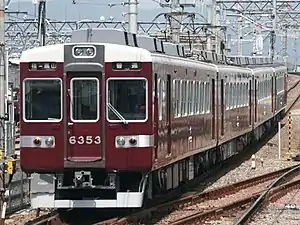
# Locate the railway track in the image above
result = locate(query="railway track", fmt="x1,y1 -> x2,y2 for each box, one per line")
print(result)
23,164 -> 300,225
96,164 -> 300,225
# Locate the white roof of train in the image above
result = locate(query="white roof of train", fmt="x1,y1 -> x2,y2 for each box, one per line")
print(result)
20,43 -> 152,63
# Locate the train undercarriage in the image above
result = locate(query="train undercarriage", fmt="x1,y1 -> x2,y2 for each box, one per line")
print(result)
30,110 -> 284,209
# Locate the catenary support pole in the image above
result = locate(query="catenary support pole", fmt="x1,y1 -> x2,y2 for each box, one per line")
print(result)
128,0 -> 137,34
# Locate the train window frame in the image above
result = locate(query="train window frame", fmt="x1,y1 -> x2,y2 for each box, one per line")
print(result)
106,77 -> 148,123
23,78 -> 63,123
70,77 -> 100,123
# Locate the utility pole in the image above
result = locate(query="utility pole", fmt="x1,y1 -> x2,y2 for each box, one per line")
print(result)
128,0 -> 138,34
38,0 -> 46,46
0,0 -> 5,223
169,0 -> 181,43
270,0 -> 276,62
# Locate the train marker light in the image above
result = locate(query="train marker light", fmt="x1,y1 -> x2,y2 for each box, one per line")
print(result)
33,137 -> 41,146
129,137 -> 137,146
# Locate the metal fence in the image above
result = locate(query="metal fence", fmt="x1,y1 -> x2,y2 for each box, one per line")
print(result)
5,127 -> 30,215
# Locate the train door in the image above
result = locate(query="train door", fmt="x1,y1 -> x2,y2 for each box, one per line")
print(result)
254,78 -> 258,123
220,78 -> 224,136
212,78 -> 216,139
271,76 -> 275,114
65,73 -> 103,162
154,73 -> 158,160
249,79 -> 252,127
166,74 -> 172,155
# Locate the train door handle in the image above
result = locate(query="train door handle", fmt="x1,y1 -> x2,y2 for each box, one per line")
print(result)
68,122 -> 74,128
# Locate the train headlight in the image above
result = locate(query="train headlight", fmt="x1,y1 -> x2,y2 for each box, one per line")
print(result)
74,47 -> 84,56
116,137 -> 125,146
72,46 -> 96,58
33,137 -> 41,146
86,47 -> 95,56
45,137 -> 54,146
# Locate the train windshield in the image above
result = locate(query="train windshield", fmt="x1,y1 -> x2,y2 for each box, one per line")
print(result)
24,79 -> 62,121
107,78 -> 147,122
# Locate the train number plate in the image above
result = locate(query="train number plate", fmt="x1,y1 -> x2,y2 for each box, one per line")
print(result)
68,136 -> 101,145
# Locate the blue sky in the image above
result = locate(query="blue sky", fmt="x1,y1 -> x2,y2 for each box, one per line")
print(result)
6,0 -> 299,66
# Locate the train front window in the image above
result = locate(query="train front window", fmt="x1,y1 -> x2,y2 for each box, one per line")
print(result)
107,78 -> 147,122
24,79 -> 62,121
71,78 -> 99,121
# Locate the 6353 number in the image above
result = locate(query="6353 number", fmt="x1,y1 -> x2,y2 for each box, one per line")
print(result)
69,136 -> 101,145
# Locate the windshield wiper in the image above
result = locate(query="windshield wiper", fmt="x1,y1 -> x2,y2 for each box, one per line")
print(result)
107,103 -> 128,125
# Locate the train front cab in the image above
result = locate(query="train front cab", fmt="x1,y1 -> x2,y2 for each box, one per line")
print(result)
21,43 -> 153,208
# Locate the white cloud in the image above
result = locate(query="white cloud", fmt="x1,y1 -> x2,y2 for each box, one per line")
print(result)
138,0 -> 161,10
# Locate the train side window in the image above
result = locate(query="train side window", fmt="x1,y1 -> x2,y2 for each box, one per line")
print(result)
241,83 -> 244,106
245,83 -> 247,106
158,78 -> 162,121
236,83 -> 243,107
205,81 -> 211,113
191,81 -> 195,115
172,80 -> 176,117
231,83 -> 234,109
244,83 -> 246,106
203,82 -> 207,113
228,83 -> 232,109
236,83 -> 238,108
246,83 -> 249,106
188,81 -> 192,115
174,80 -> 179,117
200,82 -> 204,114
244,83 -> 247,106
242,83 -> 245,106
195,81 -> 199,114
224,83 -> 227,110
240,83 -> 242,107
162,79 -> 166,120
232,83 -> 235,108
181,80 -> 186,116
257,81 -> 260,100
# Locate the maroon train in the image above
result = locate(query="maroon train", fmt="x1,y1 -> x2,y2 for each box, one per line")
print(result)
19,29 -> 287,208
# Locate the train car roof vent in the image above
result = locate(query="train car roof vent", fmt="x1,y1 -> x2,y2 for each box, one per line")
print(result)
205,51 -> 213,62
71,28 -> 136,46
164,42 -> 178,57
138,35 -> 156,52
